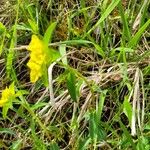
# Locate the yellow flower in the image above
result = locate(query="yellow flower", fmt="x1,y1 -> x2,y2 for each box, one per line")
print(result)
27,35 -> 46,83
0,84 -> 15,107
29,52 -> 45,65
28,35 -> 43,53
27,61 -> 42,82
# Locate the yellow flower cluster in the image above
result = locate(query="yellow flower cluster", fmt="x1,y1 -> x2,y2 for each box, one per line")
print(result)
27,35 -> 46,83
0,84 -> 15,107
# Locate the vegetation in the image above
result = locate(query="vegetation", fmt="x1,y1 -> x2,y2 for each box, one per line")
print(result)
0,0 -> 150,149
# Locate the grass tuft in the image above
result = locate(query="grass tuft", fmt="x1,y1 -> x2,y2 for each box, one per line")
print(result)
0,0 -> 150,149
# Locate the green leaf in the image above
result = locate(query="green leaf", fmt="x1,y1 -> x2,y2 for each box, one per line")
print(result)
10,139 -> 22,150
137,136 -> 150,150
86,0 -> 121,36
66,71 -> 77,102
78,137 -> 91,150
0,22 -> 6,35
128,19 -> 150,48
0,128 -> 15,135
43,22 -> 57,46
0,22 -> 6,55
93,43 -> 105,58
15,90 -> 29,97
123,97 -> 132,125
118,1 -> 131,42
144,124 -> 150,130
89,110 -> 106,145
46,47 -> 60,64
76,79 -> 84,99
31,102 -> 47,110
97,90 -> 107,120
58,40 -> 105,58
16,24 -> 32,31
30,118 -> 47,149
2,99 -> 12,119
119,121 -> 136,150
28,19 -> 38,33
89,111 -> 97,142
43,47 -> 60,87
41,63 -> 49,87
60,39 -> 92,45
143,65 -> 150,75
59,44 -> 68,65
111,47 -> 134,53
49,141 -> 60,150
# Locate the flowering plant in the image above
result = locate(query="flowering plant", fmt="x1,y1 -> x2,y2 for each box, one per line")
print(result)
27,35 -> 47,83
0,83 -> 15,118
27,22 -> 60,85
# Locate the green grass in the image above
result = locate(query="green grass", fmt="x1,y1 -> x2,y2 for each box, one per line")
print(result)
0,0 -> 150,149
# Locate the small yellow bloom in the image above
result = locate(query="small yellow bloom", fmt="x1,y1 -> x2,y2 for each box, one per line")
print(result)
28,35 -> 43,53
0,84 -> 15,107
27,61 -> 42,82
29,52 -> 45,65
27,35 -> 46,83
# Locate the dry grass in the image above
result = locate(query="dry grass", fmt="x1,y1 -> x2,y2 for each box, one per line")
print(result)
0,0 -> 150,149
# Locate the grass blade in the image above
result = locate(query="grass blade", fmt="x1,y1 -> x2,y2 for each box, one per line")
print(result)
123,97 -> 132,125
43,22 -> 57,45
96,90 -> 107,120
59,44 -> 68,65
118,1 -> 131,43
86,0 -> 120,36
0,128 -> 15,135
6,0 -> 20,79
119,121 -> 136,150
128,19 -> 150,48
0,22 -> 6,55
67,70 -> 77,102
